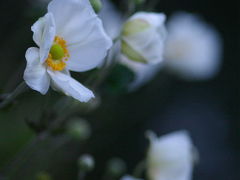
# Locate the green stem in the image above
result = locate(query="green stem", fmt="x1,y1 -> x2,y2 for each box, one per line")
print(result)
78,171 -> 86,180
91,39 -> 120,91
0,82 -> 28,109
146,0 -> 160,10
132,160 -> 146,178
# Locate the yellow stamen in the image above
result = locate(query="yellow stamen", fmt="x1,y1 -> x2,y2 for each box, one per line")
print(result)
45,36 -> 70,71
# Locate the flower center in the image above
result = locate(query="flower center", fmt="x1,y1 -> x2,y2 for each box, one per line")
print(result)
46,36 -> 70,71
50,44 -> 65,60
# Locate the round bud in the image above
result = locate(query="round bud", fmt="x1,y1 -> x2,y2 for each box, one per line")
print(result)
106,158 -> 127,177
66,118 -> 91,141
36,172 -> 52,180
78,154 -> 95,172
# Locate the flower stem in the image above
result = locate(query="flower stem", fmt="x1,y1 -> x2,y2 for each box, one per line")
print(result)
90,39 -> 120,90
0,82 -> 28,109
78,171 -> 86,180
146,0 -> 160,10
132,160 -> 146,178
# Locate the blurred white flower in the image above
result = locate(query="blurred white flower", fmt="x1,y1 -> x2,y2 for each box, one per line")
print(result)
24,0 -> 112,102
120,56 -> 162,90
99,0 -> 124,39
121,12 -> 167,64
120,175 -> 143,180
146,130 -> 196,180
164,12 -> 222,80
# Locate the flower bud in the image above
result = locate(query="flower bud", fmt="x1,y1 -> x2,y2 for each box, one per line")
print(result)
90,0 -> 102,13
78,154 -> 95,172
36,172 -> 52,180
106,158 -> 127,177
121,12 -> 167,64
66,118 -> 91,141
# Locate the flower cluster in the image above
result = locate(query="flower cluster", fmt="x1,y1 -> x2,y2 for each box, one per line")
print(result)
0,0 -> 224,179
24,0 -> 222,101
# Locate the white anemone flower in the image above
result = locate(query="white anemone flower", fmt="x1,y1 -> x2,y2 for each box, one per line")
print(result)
120,175 -> 143,180
121,12 -> 167,64
164,12 -> 222,80
24,0 -> 112,102
146,130 -> 196,180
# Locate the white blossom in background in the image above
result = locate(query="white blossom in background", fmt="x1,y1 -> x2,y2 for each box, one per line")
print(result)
146,130 -> 196,180
164,12 -> 222,80
120,175 -> 143,180
24,0 -> 112,102
121,12 -> 167,64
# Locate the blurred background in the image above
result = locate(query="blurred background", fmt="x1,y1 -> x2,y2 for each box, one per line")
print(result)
0,0 -> 239,179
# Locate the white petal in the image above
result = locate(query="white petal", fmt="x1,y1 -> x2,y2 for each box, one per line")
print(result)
146,130 -> 195,180
31,12 -> 56,63
66,25 -> 112,72
47,70 -> 94,102
48,0 -> 112,72
48,0 -> 104,44
24,47 -> 50,94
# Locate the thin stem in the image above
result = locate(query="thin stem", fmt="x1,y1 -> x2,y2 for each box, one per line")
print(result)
146,0 -> 160,11
4,132 -> 48,179
0,82 -> 28,109
90,39 -> 120,90
132,160 -> 146,178
78,171 -> 86,180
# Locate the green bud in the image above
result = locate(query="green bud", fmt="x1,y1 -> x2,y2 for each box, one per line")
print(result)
66,118 -> 91,141
50,44 -> 65,60
36,172 -> 52,180
90,0 -> 102,13
78,154 -> 95,172
106,158 -> 127,177
121,40 -> 147,63
122,19 -> 150,36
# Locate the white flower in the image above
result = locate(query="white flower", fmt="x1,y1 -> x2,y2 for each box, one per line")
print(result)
164,12 -> 222,80
120,175 -> 143,180
121,12 -> 167,64
24,0 -> 112,102
120,56 -> 162,90
146,130 -> 196,180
